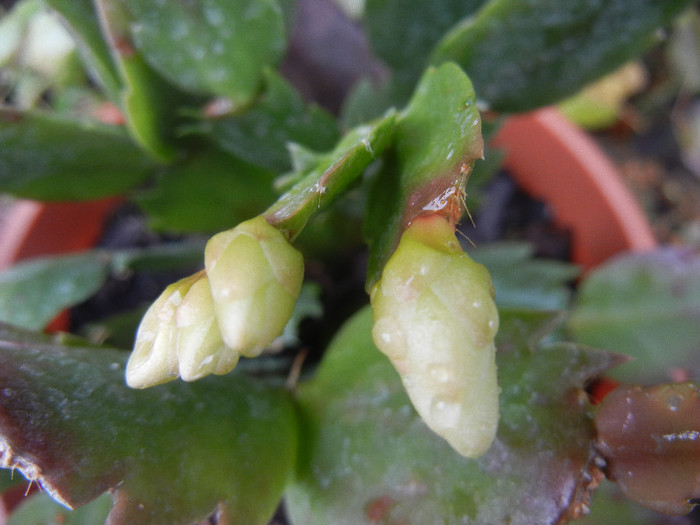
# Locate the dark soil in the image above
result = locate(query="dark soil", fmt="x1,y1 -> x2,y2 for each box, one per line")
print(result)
68,204 -> 200,342
469,171 -> 572,261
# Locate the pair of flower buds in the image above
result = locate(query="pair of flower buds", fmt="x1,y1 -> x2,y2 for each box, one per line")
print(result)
126,213 -> 499,458
125,215 -> 303,388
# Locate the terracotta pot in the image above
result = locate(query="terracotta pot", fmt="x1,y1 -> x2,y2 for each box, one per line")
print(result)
492,107 -> 657,269
0,198 -> 120,271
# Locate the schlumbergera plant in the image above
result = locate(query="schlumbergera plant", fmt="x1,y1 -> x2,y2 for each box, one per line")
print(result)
0,1 -> 699,524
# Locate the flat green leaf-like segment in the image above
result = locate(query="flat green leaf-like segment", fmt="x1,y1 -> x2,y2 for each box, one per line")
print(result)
364,0 -> 488,102
0,252 -> 109,331
125,0 -> 285,106
0,242 -> 203,332
0,325 -> 297,525
568,248 -> 700,383
136,146 -> 278,233
365,63 -> 483,288
265,110 -> 396,239
194,71 -> 339,174
95,0 -> 188,161
287,307 -> 619,524
45,0 -> 122,102
1,464 -> 24,492
469,242 -> 580,310
0,110 -> 155,200
109,241 -> 205,274
8,493 -> 112,525
431,0 -> 694,112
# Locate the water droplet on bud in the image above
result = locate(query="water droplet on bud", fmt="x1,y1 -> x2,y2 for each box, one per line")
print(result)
430,397 -> 461,428
428,364 -> 453,384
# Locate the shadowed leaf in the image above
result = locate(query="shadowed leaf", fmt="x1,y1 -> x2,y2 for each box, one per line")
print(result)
470,242 -> 580,311
431,0 -> 694,112
45,0 -> 122,102
192,71 -> 339,174
0,110 -> 156,200
568,248 -> 700,383
7,493 -> 112,525
0,252 -> 110,331
136,146 -> 278,233
364,0 -> 488,103
0,242 -> 204,332
0,467 -> 24,493
495,308 -> 567,351
95,0 -> 188,161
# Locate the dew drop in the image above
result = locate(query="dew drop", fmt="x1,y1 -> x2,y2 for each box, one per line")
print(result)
212,41 -> 225,55
430,397 -> 461,426
362,136 -> 374,156
665,393 -> 682,412
191,46 -> 206,60
428,364 -> 452,384
170,20 -> 190,39
209,68 -> 227,82
204,6 -> 225,26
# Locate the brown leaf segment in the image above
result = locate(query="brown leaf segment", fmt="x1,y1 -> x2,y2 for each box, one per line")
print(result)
595,382 -> 700,516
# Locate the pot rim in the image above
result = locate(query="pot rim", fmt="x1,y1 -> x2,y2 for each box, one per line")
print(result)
492,107 -> 657,270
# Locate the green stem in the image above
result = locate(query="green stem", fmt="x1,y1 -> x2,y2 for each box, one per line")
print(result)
264,110 -> 396,241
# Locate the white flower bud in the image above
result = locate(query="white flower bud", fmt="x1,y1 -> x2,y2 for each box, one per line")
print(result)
370,214 -> 500,458
126,272 -> 201,389
176,272 -> 239,381
205,216 -> 304,357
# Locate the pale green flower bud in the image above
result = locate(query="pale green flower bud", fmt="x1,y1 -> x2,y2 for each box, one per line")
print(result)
176,272 -> 239,381
126,272 -> 201,389
370,214 -> 500,458
205,216 -> 304,357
